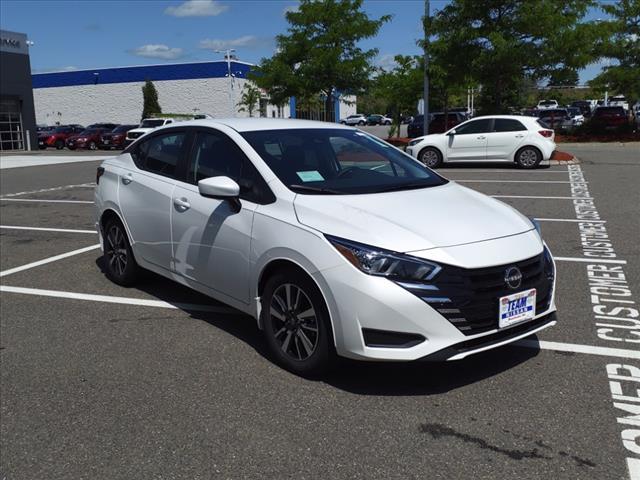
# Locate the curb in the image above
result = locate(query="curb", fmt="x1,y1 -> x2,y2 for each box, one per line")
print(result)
550,156 -> 580,165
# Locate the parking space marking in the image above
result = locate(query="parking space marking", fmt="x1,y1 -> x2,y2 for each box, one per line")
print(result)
516,339 -> 640,360
0,244 -> 100,278
535,218 -> 606,223
440,169 -> 569,173
0,225 -> 97,234
457,180 -> 576,184
554,256 -> 627,265
492,195 -> 593,200
0,198 -> 94,204
0,183 -> 95,198
0,285 -> 242,315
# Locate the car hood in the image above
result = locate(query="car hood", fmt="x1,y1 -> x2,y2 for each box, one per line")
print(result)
293,182 -> 534,253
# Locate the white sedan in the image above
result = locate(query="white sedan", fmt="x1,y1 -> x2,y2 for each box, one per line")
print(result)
95,118 -> 556,375
406,115 -> 556,169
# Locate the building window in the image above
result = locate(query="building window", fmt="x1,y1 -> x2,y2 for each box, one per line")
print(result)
0,98 -> 24,151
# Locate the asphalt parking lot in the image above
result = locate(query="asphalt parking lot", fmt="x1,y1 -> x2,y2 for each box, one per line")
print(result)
1,143 -> 639,479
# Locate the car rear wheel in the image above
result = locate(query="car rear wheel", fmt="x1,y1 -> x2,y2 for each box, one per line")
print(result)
103,217 -> 139,286
89,141 -> 97,150
419,147 -> 443,168
358,120 -> 365,126
384,120 -> 391,125
515,146 -> 541,169
55,140 -> 64,150
261,268 -> 334,376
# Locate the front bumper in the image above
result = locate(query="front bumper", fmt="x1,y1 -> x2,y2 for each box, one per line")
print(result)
316,243 -> 556,362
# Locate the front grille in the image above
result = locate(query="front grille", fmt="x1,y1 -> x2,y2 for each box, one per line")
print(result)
400,250 -> 554,336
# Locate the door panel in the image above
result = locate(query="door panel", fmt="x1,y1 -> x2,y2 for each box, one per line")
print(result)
486,118 -> 527,160
445,118 -> 493,161
118,168 -> 175,271
171,183 -> 256,304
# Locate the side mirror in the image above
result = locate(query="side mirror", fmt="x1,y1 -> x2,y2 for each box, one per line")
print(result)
198,176 -> 241,211
447,129 -> 456,136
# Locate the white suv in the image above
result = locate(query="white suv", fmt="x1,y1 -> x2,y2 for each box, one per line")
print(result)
340,114 -> 367,126
537,100 -> 559,110
406,115 -> 556,169
95,118 -> 557,375
124,118 -> 175,147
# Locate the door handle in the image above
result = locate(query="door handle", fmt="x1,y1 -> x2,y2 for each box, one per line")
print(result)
121,173 -> 133,185
515,134 -> 525,138
477,136 -> 486,140
173,197 -> 191,211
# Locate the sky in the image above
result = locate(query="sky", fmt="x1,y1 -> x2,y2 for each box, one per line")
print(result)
1,0 -> 611,82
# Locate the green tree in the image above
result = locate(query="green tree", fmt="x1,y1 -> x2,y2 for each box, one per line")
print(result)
237,83 -> 262,117
141,80 -> 162,120
430,0 -> 602,114
589,0 -> 640,100
250,0 -> 390,122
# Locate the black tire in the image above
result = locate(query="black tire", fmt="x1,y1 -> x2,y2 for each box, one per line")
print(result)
103,217 -> 139,287
55,140 -> 64,150
515,146 -> 541,169
340,121 -> 346,125
89,141 -> 97,150
419,146 -> 443,168
358,120 -> 365,126
384,120 -> 391,125
261,268 -> 334,376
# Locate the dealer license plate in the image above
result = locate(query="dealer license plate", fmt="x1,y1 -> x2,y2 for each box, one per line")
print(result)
103,140 -> 110,144
499,288 -> 536,328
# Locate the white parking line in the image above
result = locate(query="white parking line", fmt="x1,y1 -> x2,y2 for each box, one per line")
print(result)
491,195 -> 593,200
0,244 -> 101,278
516,339 -> 640,360
554,256 -> 627,265
534,218 -> 606,223
0,285 -> 242,314
440,169 -> 569,173
457,180 -> 577,184
1,225 -> 97,234
0,198 -> 94,204
0,183 -> 95,198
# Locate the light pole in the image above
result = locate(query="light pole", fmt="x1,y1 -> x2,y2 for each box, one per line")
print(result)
215,48 -> 236,117
423,0 -> 430,135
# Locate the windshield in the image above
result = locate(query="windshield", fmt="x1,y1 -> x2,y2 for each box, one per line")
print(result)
539,101 -> 556,106
241,128 -> 447,195
113,125 -> 133,133
53,127 -> 71,133
140,119 -> 165,128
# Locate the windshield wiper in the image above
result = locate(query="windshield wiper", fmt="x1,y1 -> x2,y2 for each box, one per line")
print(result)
375,182 -> 432,193
289,184 -> 344,195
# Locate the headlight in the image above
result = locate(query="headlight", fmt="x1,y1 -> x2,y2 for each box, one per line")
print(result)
408,138 -> 423,146
326,235 -> 441,282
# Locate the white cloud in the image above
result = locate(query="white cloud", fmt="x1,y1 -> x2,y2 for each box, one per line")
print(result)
165,0 -> 228,17
376,54 -> 397,71
199,35 -> 269,51
283,4 -> 298,15
129,44 -> 185,60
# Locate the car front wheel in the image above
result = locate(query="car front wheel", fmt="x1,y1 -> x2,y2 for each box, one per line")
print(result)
261,268 -> 334,376
55,140 -> 64,150
89,141 -> 97,150
358,120 -> 365,126
419,147 -> 443,168
515,146 -> 541,169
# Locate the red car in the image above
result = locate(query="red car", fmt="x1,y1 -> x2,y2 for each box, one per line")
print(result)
66,128 -> 110,150
590,106 -> 629,130
38,125 -> 85,150
99,124 -> 139,150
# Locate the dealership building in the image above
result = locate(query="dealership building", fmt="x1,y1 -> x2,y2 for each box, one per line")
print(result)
0,29 -> 37,151
31,60 -> 356,127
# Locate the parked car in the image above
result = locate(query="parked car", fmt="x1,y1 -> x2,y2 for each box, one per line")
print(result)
100,124 -> 139,150
590,106 -> 629,130
566,107 -> 585,127
609,95 -> 630,112
88,123 -> 120,130
124,118 -> 174,147
366,114 -> 392,126
340,114 -> 367,126
66,128 -> 111,150
406,115 -> 556,169
537,99 -> 559,110
428,112 -> 465,134
407,114 -> 427,138
570,101 -> 592,117
538,109 -> 571,130
95,118 -> 557,375
38,125 -> 85,149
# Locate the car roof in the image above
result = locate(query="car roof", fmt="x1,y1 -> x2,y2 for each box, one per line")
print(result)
150,118 -> 356,133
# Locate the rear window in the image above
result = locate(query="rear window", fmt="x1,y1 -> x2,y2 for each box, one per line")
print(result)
537,119 -> 551,129
595,107 -> 625,115
494,118 -> 526,132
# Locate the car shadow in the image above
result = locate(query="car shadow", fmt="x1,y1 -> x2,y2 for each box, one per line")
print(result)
437,162 -> 550,170
96,257 -> 542,395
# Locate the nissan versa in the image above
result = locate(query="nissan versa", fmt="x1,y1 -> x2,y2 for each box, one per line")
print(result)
94,119 -> 557,375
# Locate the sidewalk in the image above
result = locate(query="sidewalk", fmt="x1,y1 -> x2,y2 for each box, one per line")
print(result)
0,154 -> 112,170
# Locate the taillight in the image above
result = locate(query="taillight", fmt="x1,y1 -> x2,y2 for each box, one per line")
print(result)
538,130 -> 553,138
96,166 -> 105,184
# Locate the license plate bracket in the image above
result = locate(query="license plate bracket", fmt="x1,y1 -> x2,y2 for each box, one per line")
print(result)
499,288 -> 536,328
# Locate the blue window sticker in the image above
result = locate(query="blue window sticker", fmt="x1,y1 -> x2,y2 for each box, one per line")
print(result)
296,170 -> 324,182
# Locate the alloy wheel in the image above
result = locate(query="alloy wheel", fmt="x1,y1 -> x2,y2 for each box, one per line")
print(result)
519,148 -> 538,167
269,283 -> 319,361
106,224 -> 128,277
421,149 -> 440,167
